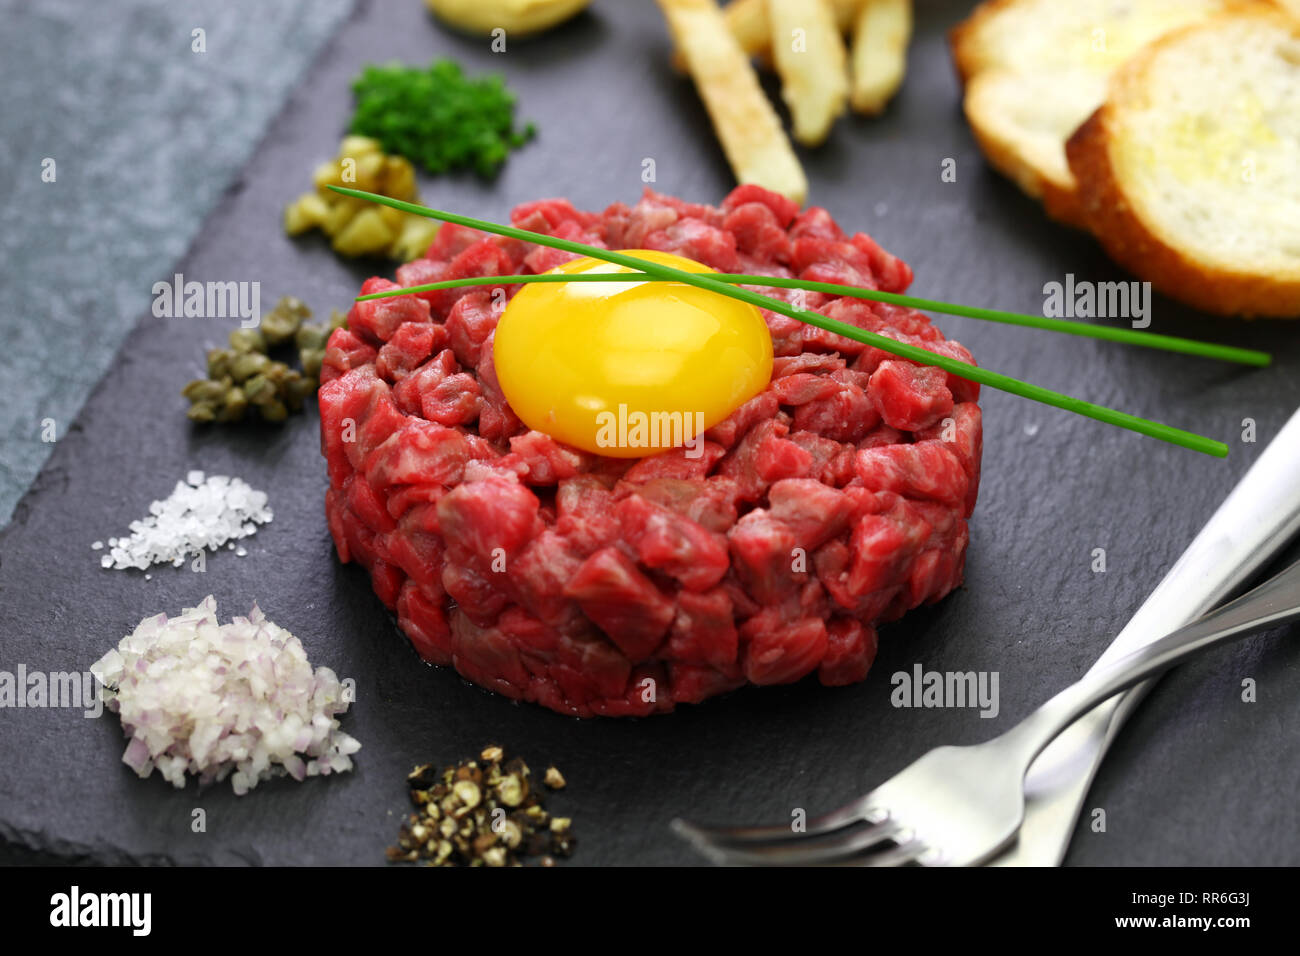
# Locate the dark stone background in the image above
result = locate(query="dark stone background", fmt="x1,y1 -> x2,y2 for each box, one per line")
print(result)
0,0 -> 1296,865
0,0 -> 353,526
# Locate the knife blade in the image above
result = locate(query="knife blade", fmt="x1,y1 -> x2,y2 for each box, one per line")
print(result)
988,406 -> 1300,866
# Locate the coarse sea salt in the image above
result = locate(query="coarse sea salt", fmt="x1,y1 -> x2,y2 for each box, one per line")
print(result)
95,470 -> 272,571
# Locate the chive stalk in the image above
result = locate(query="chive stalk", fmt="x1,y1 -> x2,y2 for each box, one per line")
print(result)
357,271 -> 1269,368
328,185 -> 1233,457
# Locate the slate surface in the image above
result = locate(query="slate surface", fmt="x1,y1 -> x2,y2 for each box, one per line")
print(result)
0,0 -> 1297,866
0,0 -> 354,527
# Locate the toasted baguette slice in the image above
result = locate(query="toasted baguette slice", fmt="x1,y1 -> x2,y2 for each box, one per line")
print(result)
951,0 -> 1236,226
1067,9 -> 1300,317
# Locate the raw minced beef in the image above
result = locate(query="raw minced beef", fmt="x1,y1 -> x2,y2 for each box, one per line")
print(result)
318,184 -> 982,717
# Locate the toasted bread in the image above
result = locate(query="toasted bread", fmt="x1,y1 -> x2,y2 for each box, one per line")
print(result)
951,0 -> 1236,226
1067,9 -> 1300,317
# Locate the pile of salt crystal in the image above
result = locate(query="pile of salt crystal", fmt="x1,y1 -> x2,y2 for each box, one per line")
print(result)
94,470 -> 271,571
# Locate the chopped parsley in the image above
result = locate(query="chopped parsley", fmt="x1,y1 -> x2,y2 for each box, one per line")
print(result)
349,59 -> 535,178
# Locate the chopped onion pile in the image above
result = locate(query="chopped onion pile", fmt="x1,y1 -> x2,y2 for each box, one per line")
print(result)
91,597 -> 359,795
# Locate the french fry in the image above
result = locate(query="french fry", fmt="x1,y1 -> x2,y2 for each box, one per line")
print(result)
850,0 -> 912,115
721,0 -> 774,59
656,0 -> 808,203
767,0 -> 849,146
671,0 -> 862,69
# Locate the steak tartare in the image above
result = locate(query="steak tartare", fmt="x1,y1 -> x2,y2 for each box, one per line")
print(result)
318,185 -> 982,717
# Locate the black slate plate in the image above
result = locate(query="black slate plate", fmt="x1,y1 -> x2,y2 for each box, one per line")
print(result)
2,0 -> 1298,866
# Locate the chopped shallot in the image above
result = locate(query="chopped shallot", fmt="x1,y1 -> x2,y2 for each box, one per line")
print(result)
91,597 -> 358,794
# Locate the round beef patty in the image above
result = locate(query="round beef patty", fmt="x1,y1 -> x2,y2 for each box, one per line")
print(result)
318,185 -> 982,717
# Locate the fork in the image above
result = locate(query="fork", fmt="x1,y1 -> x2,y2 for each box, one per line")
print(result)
673,555 -> 1300,866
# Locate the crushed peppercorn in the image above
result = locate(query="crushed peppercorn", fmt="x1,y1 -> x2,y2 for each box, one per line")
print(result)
387,745 -> 575,866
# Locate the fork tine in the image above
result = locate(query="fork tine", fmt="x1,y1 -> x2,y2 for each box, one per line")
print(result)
856,839 -> 928,867
675,816 -> 902,866
671,796 -> 877,847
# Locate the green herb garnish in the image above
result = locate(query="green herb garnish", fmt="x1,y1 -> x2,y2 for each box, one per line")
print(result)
358,271 -> 1269,368
329,185 -> 1238,457
349,59 -> 534,178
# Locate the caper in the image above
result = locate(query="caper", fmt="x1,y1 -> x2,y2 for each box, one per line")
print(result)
186,401 -> 217,423
229,351 -> 271,383
300,347 -> 325,378
242,374 -> 277,406
258,399 -> 289,423
228,328 -> 267,353
268,360 -> 296,387
261,306 -> 304,347
295,323 -> 330,352
182,378 -> 228,403
206,348 -> 235,380
286,375 -> 318,410
215,387 -> 248,422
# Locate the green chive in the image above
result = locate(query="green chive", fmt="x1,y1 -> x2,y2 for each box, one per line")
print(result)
328,185 -> 1231,458
357,272 -> 1269,368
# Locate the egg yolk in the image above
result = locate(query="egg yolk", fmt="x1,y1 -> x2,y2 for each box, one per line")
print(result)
492,249 -> 774,457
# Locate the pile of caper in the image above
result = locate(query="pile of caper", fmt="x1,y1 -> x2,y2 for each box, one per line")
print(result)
182,296 -> 344,424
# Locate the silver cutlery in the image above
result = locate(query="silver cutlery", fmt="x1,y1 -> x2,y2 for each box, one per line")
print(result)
993,406 -> 1300,865
674,555 -> 1300,866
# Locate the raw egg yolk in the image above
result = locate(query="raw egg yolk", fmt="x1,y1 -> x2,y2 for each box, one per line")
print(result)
492,249 -> 774,457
